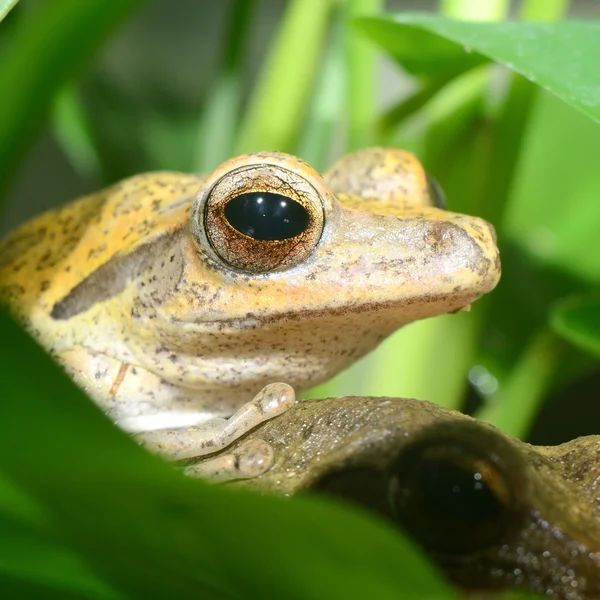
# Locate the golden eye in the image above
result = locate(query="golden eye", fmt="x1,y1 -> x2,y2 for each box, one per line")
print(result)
388,422 -> 525,556
312,421 -> 526,558
197,164 -> 325,274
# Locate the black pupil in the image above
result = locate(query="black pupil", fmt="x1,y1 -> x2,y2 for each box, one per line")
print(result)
390,446 -> 510,555
224,192 -> 309,241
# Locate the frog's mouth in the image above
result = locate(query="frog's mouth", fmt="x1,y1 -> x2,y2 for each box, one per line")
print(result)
182,291 -> 479,330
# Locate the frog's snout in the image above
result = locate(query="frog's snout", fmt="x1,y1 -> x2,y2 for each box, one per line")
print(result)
405,214 -> 501,303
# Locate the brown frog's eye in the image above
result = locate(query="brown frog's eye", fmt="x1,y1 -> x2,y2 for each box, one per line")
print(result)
426,173 -> 446,209
388,423 -> 525,556
200,164 -> 325,273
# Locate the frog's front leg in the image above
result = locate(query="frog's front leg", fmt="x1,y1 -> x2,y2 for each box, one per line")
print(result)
132,383 -> 295,479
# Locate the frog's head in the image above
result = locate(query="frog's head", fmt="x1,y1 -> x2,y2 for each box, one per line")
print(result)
137,148 -> 500,394
185,148 -> 499,327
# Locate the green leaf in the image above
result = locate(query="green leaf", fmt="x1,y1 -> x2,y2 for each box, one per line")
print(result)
504,92 -> 600,283
353,15 -> 484,76
0,0 -> 143,201
551,294 -> 600,359
356,15 -> 600,125
0,309 -> 457,599
0,0 -> 18,23
0,514 -> 121,600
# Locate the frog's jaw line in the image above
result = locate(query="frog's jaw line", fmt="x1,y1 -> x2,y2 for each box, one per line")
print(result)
174,291 -> 483,330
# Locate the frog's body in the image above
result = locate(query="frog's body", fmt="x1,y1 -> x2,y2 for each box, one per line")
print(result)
0,148 -> 500,473
222,396 -> 600,600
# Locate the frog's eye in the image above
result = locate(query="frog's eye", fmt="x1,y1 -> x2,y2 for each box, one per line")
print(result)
387,422 -> 524,556
223,192 -> 309,241
198,165 -> 325,273
425,173 -> 446,209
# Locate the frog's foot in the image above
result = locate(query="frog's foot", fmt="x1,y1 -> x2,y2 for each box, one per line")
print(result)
133,382 -> 295,467
183,439 -> 274,481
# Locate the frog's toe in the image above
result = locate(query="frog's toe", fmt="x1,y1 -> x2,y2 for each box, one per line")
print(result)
183,439 -> 275,481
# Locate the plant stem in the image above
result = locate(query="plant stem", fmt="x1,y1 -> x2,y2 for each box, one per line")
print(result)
296,10 -> 344,171
439,0 -> 509,21
194,0 -> 254,172
485,0 -> 570,226
234,0 -> 336,155
52,87 -> 101,180
381,0 -> 510,410
365,311 -> 481,408
346,0 -> 382,150
478,0 -> 571,438
476,331 -> 562,439
519,0 -> 570,20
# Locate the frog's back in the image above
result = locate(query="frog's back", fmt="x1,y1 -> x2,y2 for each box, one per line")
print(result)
0,172 -> 203,322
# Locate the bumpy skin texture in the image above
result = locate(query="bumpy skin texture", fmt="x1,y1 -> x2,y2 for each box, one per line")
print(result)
224,396 -> 600,600
0,148 -> 500,433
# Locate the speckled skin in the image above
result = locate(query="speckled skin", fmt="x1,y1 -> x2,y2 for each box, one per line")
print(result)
222,396 -> 600,600
0,148 -> 500,435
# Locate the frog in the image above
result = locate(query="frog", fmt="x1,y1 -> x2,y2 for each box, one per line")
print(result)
202,395 -> 600,600
0,148 -> 500,479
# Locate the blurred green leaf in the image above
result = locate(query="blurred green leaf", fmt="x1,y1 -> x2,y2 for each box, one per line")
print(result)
551,294 -> 600,359
234,0 -> 336,154
52,87 -> 102,181
477,329 -> 562,439
0,0 -> 18,23
0,514 -> 121,600
296,11 -> 345,171
0,0 -> 143,201
505,92 -> 600,284
0,309 -> 458,600
194,0 -> 255,172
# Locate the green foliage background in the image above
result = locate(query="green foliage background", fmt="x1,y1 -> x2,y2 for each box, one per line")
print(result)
1,0 -> 599,598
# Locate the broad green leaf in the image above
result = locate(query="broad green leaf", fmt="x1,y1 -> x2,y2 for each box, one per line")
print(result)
353,16 -> 483,77
0,0 -> 143,201
0,309 -> 457,600
551,295 -> 600,359
356,15 -> 600,125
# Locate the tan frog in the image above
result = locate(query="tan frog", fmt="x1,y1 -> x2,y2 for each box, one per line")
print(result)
215,395 -> 600,600
0,148 -> 500,478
